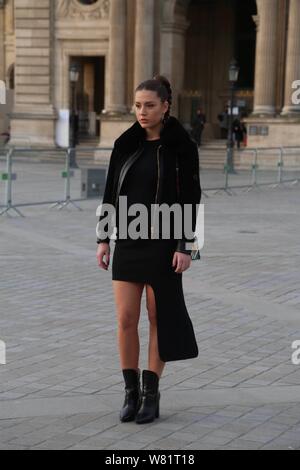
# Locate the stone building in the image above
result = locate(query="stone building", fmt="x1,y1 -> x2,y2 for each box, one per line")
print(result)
0,0 -> 300,150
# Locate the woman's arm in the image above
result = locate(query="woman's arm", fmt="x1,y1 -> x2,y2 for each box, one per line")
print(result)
175,140 -> 202,255
97,144 -> 119,245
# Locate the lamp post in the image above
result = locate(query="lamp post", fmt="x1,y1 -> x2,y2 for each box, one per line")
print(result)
226,59 -> 240,175
69,63 -> 79,169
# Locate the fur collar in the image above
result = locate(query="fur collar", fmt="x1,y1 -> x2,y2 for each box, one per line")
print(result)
114,116 -> 193,154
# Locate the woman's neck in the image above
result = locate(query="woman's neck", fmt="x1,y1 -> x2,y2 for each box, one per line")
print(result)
145,122 -> 163,141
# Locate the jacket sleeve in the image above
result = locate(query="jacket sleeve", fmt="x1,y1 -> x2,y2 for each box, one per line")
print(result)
175,140 -> 202,255
96,144 -> 118,245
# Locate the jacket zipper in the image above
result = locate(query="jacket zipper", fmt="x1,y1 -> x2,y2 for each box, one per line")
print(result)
151,144 -> 162,238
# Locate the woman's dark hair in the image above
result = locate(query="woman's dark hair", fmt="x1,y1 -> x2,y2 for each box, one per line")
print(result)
135,74 -> 172,124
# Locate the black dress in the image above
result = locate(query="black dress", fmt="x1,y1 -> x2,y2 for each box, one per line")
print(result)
112,138 -> 199,363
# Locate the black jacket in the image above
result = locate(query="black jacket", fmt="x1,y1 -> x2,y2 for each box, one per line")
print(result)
97,116 -> 202,254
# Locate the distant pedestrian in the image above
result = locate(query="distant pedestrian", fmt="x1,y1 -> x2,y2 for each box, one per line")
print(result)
232,118 -> 245,149
0,126 -> 10,145
218,107 -> 229,140
191,108 -> 206,147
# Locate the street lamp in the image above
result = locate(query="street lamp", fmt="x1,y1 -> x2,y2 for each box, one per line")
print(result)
69,63 -> 80,169
226,59 -> 240,175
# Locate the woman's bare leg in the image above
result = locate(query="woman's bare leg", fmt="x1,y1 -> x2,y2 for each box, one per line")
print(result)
113,281 -> 144,371
146,284 -> 166,378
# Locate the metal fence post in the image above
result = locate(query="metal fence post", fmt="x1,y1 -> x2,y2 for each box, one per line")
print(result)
253,148 -> 258,187
246,148 -> 259,193
0,148 -> 24,217
51,148 -> 82,211
278,147 -> 283,184
222,162 -> 235,195
269,147 -> 284,189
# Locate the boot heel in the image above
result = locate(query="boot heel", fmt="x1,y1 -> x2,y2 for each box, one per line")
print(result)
156,394 -> 160,418
135,370 -> 160,424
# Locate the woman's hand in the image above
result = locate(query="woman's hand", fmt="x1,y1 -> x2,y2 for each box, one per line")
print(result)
172,252 -> 191,274
97,243 -> 111,271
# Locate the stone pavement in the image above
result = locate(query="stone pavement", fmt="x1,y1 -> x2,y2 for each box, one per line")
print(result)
0,160 -> 300,450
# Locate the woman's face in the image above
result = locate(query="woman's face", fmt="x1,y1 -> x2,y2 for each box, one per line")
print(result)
134,90 -> 169,129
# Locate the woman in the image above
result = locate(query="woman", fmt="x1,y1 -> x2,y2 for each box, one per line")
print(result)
96,75 -> 201,425
191,108 -> 206,147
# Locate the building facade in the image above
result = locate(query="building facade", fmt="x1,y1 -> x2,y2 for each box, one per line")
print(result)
0,0 -> 300,150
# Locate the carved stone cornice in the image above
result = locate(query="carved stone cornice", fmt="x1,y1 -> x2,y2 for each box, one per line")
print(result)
56,0 -> 110,20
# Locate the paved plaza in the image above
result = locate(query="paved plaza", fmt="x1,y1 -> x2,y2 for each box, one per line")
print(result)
0,159 -> 300,450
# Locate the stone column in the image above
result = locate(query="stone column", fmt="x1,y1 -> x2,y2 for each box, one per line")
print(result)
10,0 -> 56,146
134,0 -> 155,90
106,0 -> 127,114
252,0 -> 279,116
0,0 -> 5,137
160,18 -> 190,117
0,1 -> 4,80
281,0 -> 300,115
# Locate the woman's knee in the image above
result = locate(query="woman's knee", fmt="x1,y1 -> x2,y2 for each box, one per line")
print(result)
118,308 -> 139,331
113,281 -> 143,331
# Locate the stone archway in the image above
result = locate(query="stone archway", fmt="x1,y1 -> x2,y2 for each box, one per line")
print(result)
162,0 -> 258,137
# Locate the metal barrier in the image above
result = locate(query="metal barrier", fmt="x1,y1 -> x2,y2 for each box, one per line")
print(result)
0,145 -> 300,216
0,147 -> 83,216
0,146 -> 113,217
0,148 -> 22,216
245,147 -> 300,189
202,146 -> 300,197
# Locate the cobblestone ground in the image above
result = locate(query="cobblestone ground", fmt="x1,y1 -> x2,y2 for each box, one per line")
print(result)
0,161 -> 300,450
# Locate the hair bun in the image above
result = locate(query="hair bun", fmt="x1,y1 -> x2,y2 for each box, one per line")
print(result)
153,74 -> 170,88
153,74 -> 172,106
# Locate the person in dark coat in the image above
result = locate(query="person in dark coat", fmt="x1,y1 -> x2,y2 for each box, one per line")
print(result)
218,106 -> 229,139
96,75 -> 202,425
0,126 -> 10,145
232,118 -> 245,149
191,108 -> 206,146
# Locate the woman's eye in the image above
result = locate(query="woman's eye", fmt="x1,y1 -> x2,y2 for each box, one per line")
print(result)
135,105 -> 154,108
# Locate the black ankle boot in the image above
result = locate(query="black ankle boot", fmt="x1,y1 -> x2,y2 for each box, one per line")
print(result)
120,369 -> 142,423
135,370 -> 160,425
